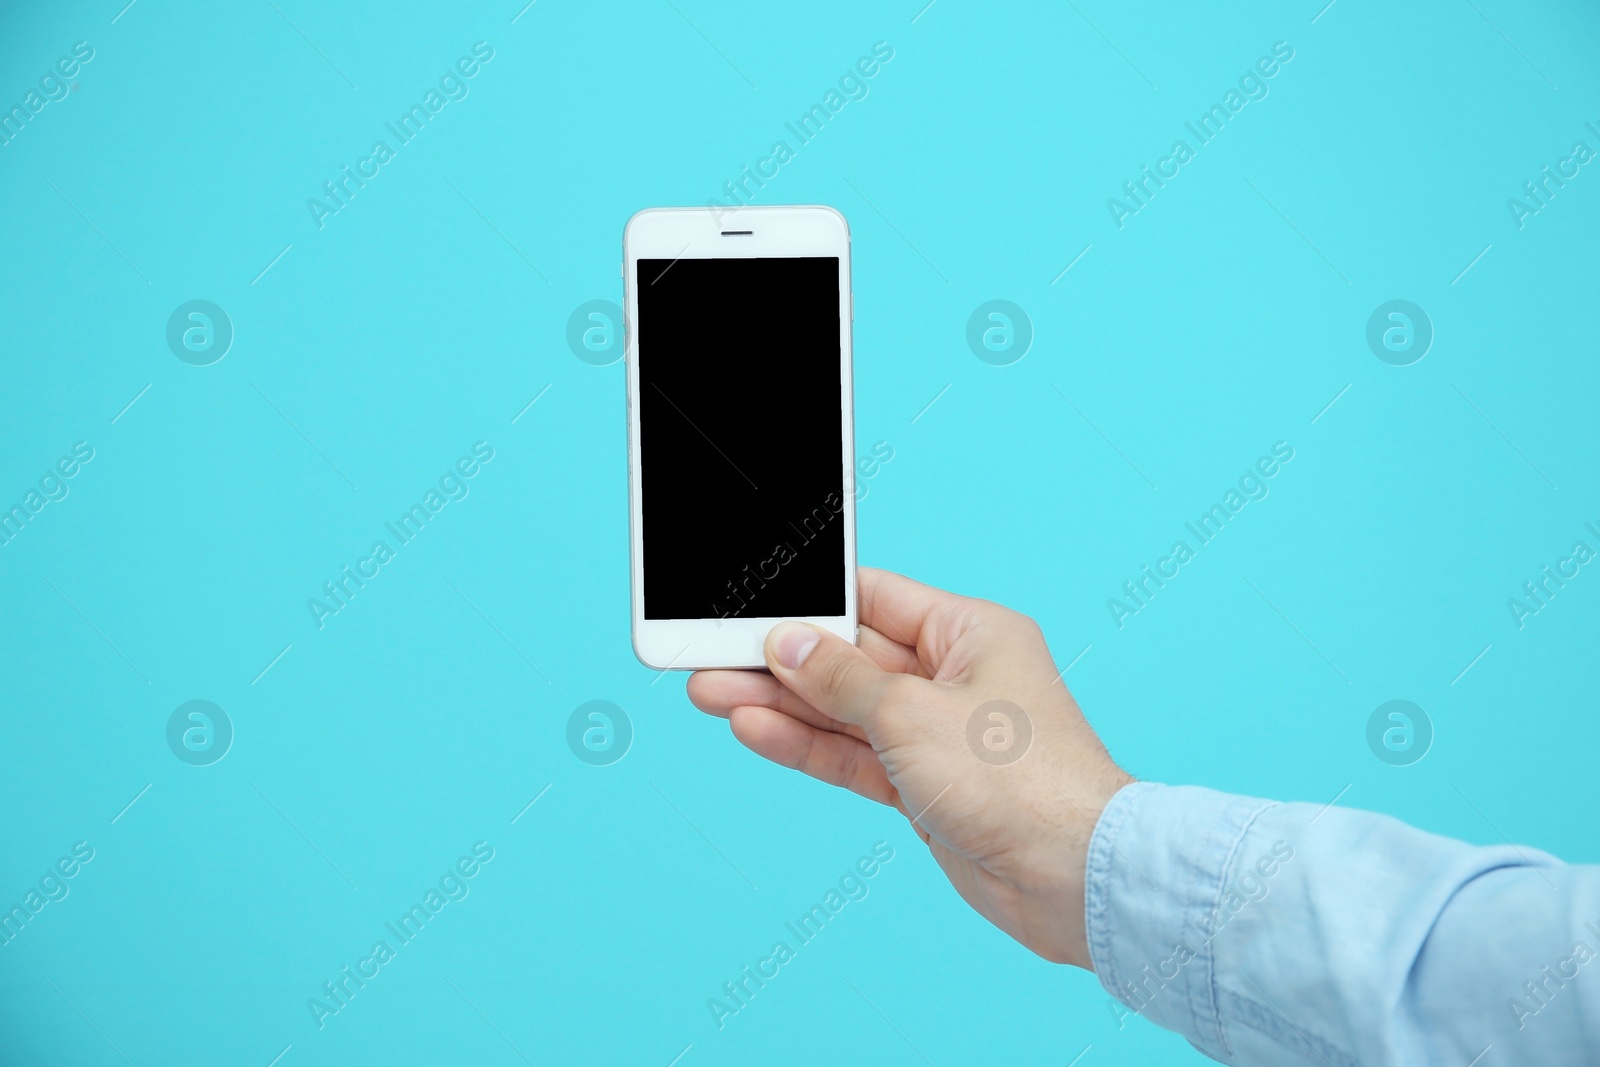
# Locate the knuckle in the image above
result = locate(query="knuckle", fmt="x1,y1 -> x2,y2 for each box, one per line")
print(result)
964,597 -> 1038,640
972,596 -> 1029,628
816,650 -> 864,698
997,601 -> 1040,631
995,603 -> 1044,641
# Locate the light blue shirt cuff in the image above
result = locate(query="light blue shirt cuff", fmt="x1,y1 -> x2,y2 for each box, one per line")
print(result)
1085,781 -> 1276,1062
1084,779 -> 1597,1065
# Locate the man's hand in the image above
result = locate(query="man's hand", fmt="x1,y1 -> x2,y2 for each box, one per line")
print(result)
687,568 -> 1133,969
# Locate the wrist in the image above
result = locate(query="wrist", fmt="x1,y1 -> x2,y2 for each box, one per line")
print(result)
1020,770 -> 1137,969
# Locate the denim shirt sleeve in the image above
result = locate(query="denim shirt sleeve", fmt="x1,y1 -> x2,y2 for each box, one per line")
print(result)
1085,781 -> 1600,1065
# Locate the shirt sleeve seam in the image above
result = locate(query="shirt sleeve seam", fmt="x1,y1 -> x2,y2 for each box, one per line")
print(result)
1085,779 -> 1153,998
1218,987 -> 1363,1067
1198,798 -> 1280,1062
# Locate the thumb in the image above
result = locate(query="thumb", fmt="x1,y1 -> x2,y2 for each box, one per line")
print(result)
765,622 -> 890,728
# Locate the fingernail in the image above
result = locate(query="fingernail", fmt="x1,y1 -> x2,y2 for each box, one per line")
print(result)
773,624 -> 820,670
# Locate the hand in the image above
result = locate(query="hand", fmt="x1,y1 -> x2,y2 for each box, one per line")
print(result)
687,568 -> 1134,969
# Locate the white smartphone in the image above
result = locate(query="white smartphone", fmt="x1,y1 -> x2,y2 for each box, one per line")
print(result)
623,205 -> 857,670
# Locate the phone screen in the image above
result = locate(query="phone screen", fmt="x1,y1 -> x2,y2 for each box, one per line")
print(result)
637,255 -> 845,621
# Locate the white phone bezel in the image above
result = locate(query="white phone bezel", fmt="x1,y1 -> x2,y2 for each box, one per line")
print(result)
623,205 -> 857,671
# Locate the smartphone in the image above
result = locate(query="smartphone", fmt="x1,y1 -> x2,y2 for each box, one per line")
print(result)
623,205 -> 857,670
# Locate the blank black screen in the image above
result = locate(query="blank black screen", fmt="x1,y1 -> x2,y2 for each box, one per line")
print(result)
638,256 -> 845,620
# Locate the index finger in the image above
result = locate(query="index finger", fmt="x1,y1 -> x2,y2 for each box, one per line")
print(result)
856,567 -> 967,648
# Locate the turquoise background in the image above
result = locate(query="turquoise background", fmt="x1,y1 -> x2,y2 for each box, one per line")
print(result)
2,0 -> 1598,1064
